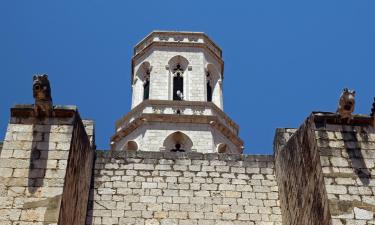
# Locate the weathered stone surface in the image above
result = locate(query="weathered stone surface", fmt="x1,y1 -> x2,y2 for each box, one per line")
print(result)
275,116 -> 331,225
354,207 -> 374,220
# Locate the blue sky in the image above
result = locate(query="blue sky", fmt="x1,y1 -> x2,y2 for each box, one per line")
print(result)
1,1 -> 374,154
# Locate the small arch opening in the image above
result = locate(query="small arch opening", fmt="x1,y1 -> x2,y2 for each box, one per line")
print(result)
163,131 -> 193,152
125,140 -> 138,151
217,143 -> 228,153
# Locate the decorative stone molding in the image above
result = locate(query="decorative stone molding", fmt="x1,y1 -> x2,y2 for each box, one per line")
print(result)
111,113 -> 244,151
134,31 -> 222,57
115,100 -> 239,135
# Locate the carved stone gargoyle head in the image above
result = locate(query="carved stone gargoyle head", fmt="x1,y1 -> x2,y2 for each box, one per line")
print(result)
337,88 -> 355,122
33,74 -> 53,117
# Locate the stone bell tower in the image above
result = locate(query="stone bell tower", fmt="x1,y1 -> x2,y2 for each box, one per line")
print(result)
111,31 -> 243,153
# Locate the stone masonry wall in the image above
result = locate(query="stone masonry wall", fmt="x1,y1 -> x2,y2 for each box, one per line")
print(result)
315,121 -> 375,224
274,116 -> 332,225
0,106 -> 94,225
275,113 -> 375,225
86,151 -> 282,225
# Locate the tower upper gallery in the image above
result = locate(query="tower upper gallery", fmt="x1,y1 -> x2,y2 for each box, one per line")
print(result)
131,31 -> 224,109
112,31 -> 243,153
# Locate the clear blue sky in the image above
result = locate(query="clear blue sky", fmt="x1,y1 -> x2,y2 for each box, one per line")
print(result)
1,1 -> 374,154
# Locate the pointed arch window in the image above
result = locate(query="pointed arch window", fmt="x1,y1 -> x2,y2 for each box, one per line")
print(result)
163,131 -> 193,152
173,64 -> 184,100
206,72 -> 212,102
143,78 -> 150,100
142,69 -> 150,100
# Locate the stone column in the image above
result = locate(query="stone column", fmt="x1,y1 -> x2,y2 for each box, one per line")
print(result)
0,105 -> 95,225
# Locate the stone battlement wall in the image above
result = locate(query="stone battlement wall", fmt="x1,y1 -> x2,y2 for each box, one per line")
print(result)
86,151 -> 282,225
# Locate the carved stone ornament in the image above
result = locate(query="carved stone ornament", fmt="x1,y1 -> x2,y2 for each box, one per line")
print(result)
159,36 -> 169,41
337,88 -> 355,123
173,36 -> 184,42
173,64 -> 184,77
32,74 -> 53,117
188,36 -> 198,42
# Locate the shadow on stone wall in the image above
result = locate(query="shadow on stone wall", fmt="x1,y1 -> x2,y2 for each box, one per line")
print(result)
85,155 -> 96,225
28,123 -> 51,194
341,127 -> 371,186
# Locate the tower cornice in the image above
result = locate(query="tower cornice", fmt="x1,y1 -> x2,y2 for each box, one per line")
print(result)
134,31 -> 222,57
115,100 -> 239,133
131,31 -> 224,85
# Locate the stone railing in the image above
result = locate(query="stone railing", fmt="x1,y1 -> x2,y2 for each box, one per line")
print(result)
134,31 -> 222,58
115,100 -> 239,135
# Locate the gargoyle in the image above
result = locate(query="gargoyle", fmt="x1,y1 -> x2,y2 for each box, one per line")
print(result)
337,88 -> 355,123
33,74 -> 53,117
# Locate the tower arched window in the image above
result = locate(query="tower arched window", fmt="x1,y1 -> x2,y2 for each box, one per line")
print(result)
173,64 -> 184,100
143,78 -> 150,100
206,72 -> 212,102
133,61 -> 151,108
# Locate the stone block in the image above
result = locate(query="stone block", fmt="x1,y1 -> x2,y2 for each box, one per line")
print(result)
354,207 -> 374,220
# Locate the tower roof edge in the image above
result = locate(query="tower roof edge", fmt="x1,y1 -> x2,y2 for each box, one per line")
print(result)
133,30 -> 222,58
